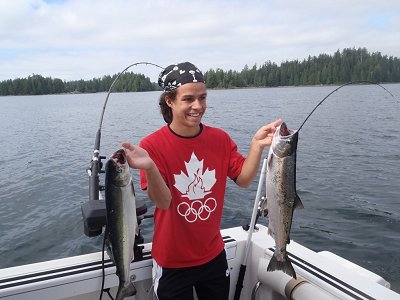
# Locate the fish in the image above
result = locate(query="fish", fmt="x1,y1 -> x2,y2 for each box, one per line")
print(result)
105,149 -> 138,300
264,122 -> 304,279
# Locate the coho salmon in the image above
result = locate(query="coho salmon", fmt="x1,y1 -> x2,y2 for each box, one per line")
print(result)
105,149 -> 138,299
264,122 -> 303,279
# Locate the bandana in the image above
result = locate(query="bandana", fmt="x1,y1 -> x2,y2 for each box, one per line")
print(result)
158,62 -> 205,91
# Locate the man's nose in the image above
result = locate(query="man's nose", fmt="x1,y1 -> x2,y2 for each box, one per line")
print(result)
192,99 -> 202,109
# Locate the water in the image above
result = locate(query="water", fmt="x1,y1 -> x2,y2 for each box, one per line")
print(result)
0,85 -> 399,292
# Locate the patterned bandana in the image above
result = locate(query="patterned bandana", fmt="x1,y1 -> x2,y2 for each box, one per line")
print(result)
158,62 -> 205,91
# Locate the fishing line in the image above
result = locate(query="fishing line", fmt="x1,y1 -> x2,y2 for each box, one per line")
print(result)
297,80 -> 396,131
99,226 -> 107,300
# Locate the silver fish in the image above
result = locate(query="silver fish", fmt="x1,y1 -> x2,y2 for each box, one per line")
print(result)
105,149 -> 138,299
264,122 -> 303,279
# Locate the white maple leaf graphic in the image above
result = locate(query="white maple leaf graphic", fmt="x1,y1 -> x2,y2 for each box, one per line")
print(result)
174,152 -> 216,200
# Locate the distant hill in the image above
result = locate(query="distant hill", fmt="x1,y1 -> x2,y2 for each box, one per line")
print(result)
1,47 -> 399,96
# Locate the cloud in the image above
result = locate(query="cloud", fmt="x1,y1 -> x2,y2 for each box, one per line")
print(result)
0,0 -> 399,81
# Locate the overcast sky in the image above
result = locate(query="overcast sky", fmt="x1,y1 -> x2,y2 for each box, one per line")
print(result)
1,0 -> 399,82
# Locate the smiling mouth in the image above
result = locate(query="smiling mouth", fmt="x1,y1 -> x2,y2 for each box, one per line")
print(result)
188,113 -> 201,117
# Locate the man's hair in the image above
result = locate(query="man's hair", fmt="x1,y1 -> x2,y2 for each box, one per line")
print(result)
159,89 -> 177,124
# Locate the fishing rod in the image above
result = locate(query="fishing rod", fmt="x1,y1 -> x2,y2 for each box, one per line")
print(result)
234,157 -> 268,300
83,62 -> 164,300
87,62 -> 164,204
298,80 -> 395,131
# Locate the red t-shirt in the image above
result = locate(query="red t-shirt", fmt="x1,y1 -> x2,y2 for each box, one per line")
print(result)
139,124 -> 245,268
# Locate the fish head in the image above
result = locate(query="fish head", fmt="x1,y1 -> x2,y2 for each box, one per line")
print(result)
105,149 -> 131,187
271,122 -> 299,158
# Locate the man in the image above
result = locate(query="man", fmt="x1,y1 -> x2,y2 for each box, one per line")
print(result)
123,62 -> 281,299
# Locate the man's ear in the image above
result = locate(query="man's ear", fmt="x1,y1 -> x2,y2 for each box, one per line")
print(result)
165,96 -> 173,108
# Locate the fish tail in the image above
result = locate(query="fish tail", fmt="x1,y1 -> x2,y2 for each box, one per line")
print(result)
267,254 -> 297,279
115,282 -> 137,300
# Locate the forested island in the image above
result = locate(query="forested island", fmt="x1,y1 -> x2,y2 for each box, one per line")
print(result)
1,47 -> 399,96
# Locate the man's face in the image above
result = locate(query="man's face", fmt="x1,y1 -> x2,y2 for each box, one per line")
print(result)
167,82 -> 207,136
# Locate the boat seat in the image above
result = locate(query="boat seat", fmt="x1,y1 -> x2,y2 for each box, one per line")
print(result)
81,199 -> 148,237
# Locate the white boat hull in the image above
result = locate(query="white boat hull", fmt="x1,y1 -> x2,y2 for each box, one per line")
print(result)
0,225 -> 398,300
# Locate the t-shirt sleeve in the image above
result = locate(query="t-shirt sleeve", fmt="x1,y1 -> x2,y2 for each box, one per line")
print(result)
227,136 -> 245,180
138,138 -> 167,191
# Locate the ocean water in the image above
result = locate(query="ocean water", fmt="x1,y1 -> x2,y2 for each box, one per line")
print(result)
0,84 -> 399,292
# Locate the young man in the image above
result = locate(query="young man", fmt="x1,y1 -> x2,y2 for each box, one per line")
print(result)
123,62 -> 281,300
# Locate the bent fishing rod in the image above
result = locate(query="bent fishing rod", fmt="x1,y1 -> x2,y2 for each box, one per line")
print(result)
87,62 -> 164,202
84,62 -> 164,300
233,80 -> 396,300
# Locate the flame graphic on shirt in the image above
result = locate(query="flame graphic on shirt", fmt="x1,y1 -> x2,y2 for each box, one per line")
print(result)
174,152 -> 216,200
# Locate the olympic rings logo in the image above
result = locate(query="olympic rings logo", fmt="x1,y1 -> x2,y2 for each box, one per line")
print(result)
177,198 -> 217,223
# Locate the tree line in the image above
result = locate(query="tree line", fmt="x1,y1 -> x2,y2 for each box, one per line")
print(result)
1,47 -> 399,96
0,72 -> 158,96
204,47 -> 400,88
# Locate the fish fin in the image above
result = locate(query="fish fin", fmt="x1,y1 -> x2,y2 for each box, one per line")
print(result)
116,282 -> 137,300
293,194 -> 304,210
105,236 -> 115,264
267,227 -> 276,241
267,152 -> 273,171
267,254 -> 297,279
267,226 -> 273,237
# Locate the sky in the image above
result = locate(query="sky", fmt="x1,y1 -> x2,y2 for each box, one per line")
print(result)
1,0 -> 399,82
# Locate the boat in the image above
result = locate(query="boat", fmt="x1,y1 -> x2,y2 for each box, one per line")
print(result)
1,183 -> 399,300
